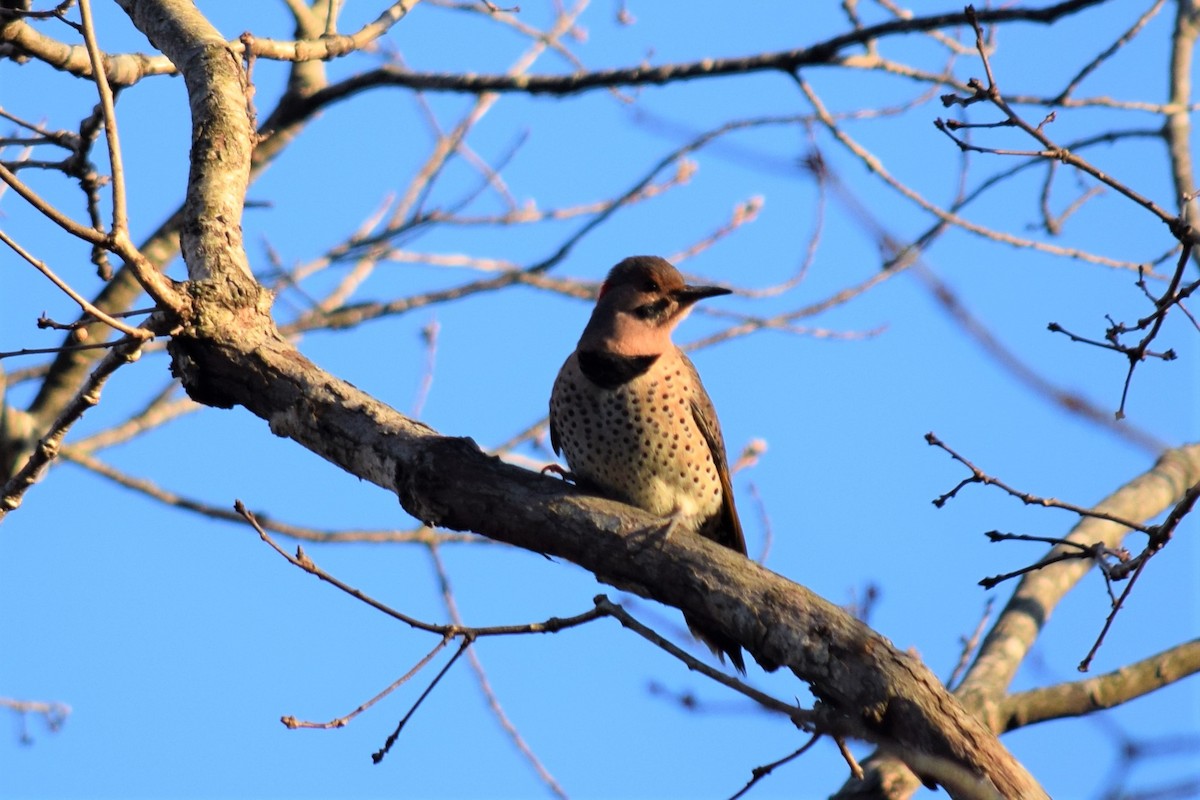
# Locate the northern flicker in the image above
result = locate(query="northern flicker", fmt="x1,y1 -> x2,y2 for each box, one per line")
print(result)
549,255 -> 747,673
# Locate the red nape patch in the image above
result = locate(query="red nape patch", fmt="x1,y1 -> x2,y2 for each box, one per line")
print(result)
597,280 -> 612,300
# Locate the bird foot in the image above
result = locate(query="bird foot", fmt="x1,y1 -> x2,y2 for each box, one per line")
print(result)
654,507 -> 693,543
625,508 -> 691,555
541,463 -> 577,483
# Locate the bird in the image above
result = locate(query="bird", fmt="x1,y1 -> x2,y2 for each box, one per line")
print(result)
549,255 -> 747,673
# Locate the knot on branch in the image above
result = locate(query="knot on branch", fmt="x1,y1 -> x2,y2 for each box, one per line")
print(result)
394,434 -> 488,529
168,333 -> 239,409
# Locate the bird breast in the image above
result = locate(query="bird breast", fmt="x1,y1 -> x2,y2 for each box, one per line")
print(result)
550,351 -> 725,523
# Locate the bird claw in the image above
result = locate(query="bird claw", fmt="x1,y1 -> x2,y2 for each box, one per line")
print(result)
634,508 -> 689,550
656,508 -> 690,542
541,463 -> 576,483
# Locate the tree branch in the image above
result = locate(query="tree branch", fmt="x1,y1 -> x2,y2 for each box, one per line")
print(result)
997,639 -> 1200,731
165,301 -> 1046,798
955,443 -> 1200,721
289,0 -> 1104,100
833,443 -> 1200,798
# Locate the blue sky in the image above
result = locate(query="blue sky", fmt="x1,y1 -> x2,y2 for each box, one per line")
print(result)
2,1 -> 1197,798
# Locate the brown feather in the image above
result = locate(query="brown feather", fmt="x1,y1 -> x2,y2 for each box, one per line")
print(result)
682,353 -> 747,673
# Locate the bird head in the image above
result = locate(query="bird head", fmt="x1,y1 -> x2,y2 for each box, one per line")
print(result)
579,256 -> 731,355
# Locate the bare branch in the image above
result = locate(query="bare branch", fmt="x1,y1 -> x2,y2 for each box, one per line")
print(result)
937,6 -> 1197,247
795,73 -> 1145,271
999,639 -> 1200,731
427,542 -> 568,799
62,449 -> 480,544
926,433 -> 1151,532
239,500 -> 589,634
954,444 -> 1200,718
281,636 -> 451,730
292,1 -> 1105,99
0,333 -> 152,518
0,231 -> 147,338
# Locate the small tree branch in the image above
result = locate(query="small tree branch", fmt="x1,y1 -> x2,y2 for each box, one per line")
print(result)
289,1 -> 1104,100
955,444 -> 1200,717
78,0 -> 129,237
281,635 -> 451,730
997,639 -> 1200,731
0,333 -> 152,518
0,231 -> 147,338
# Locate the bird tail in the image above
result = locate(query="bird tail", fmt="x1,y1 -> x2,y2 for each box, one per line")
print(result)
685,613 -> 746,674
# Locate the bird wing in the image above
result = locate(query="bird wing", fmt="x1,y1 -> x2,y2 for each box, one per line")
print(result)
682,354 -> 747,557
549,354 -> 571,456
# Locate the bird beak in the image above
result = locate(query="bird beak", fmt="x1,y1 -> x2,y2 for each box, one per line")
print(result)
674,284 -> 732,307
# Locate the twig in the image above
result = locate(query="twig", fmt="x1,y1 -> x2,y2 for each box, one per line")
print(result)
0,340 -> 125,361
667,196 -> 764,264
592,596 -> 814,727
0,161 -> 106,245
795,71 -> 1146,271
36,307 -> 156,331
1107,479 -> 1200,580
63,450 -> 479,543
237,500 -> 607,635
0,697 -> 71,744
808,136 -> 1166,452
726,735 -> 822,800
926,432 -> 1149,531
937,6 -> 1196,246
281,636 -> 451,729
749,483 -> 774,565
411,318 -> 439,418
948,598 -> 994,690
0,231 -> 147,338
914,265 -> 1164,454
78,0 -> 128,237
1047,246 -> 1196,419
1052,0 -> 1167,104
372,636 -> 472,764
427,541 -> 568,798
1078,558 -> 1149,672
976,539 -> 1111,591
1,333 -> 149,519
836,737 -> 864,781
295,2 -> 1108,99
845,583 -> 880,625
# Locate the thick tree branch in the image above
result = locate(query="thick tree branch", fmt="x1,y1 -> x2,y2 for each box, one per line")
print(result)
162,300 -> 1046,798
0,11 -> 176,83
22,0 -> 338,435
115,0 -> 256,292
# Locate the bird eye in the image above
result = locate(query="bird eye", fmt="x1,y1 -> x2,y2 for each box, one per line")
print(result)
642,279 -> 659,293
634,298 -> 670,320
